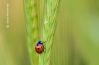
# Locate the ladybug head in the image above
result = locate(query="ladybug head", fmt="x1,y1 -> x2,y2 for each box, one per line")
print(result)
37,41 -> 43,45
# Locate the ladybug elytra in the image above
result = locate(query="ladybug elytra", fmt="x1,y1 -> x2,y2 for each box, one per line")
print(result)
35,41 -> 44,54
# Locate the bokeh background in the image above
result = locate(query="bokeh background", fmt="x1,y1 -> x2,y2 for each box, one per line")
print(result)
0,0 -> 99,65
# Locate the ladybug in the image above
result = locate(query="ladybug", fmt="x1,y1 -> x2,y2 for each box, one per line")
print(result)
35,41 -> 44,54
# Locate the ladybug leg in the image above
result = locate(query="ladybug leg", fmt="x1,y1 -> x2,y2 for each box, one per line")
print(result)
43,42 -> 46,53
40,41 -> 46,53
44,45 -> 46,53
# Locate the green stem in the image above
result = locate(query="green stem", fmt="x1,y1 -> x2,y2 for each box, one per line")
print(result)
24,0 -> 39,65
39,0 -> 60,65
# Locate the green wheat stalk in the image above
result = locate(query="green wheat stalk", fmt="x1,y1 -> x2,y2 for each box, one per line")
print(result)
24,0 -> 39,65
24,0 -> 60,65
39,0 -> 60,65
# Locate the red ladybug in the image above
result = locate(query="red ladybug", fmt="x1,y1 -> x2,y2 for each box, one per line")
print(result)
35,41 -> 44,54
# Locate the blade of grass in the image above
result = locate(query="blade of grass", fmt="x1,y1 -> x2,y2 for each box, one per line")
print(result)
39,0 -> 60,65
24,0 -> 39,65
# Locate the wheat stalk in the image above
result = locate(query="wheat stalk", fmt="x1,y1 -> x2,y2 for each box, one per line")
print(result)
24,0 -> 60,65
24,0 -> 39,65
39,0 -> 60,65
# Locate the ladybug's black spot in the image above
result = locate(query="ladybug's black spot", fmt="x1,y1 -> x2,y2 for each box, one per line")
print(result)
37,48 -> 40,50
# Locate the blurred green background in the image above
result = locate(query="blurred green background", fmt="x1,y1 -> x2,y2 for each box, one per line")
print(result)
0,0 -> 99,65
